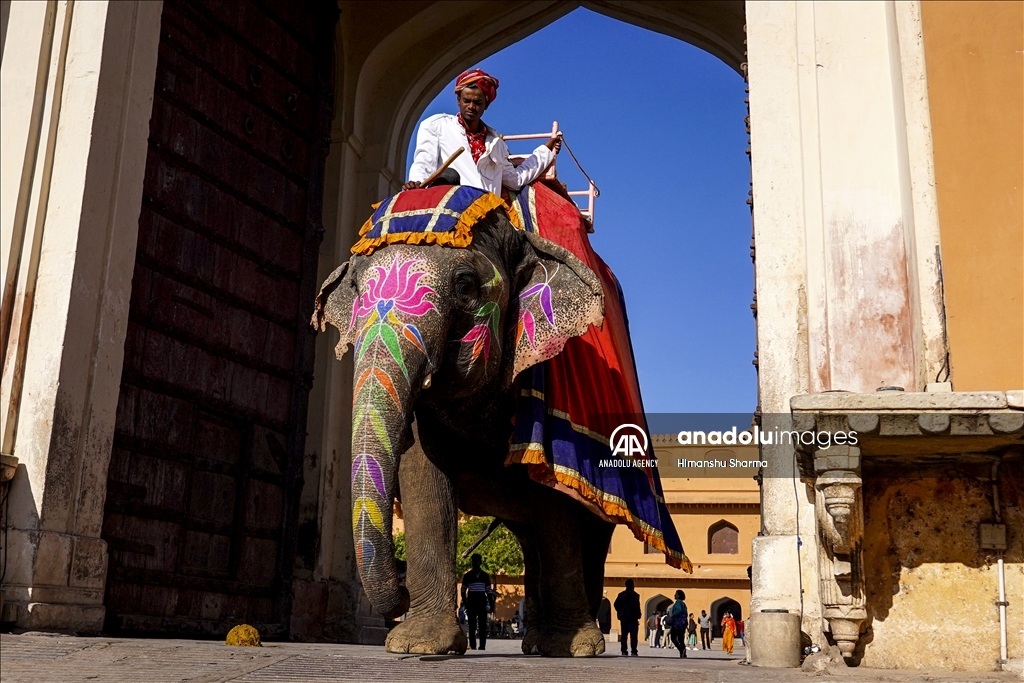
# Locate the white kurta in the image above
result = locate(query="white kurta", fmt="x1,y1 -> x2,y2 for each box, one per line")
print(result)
408,113 -> 554,195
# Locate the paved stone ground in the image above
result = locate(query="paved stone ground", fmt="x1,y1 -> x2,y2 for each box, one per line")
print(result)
0,633 -> 1016,683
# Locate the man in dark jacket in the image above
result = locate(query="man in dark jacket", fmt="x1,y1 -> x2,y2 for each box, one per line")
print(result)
613,578 -> 642,656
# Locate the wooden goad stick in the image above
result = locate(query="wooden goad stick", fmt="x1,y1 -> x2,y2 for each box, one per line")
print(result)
419,146 -> 465,187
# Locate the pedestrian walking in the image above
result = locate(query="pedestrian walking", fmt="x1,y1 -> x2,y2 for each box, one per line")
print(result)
698,609 -> 712,650
686,613 -> 698,650
461,553 -> 491,650
654,611 -> 665,648
667,590 -> 689,658
738,618 -> 746,646
613,579 -> 642,657
597,592 -> 611,634
721,611 -> 737,654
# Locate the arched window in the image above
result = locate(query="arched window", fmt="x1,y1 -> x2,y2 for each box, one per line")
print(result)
710,597 -> 743,637
708,520 -> 739,554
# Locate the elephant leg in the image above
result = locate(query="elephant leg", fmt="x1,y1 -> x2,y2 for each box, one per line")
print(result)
504,521 -> 542,654
527,491 -> 606,657
579,514 -> 615,620
384,444 -> 466,655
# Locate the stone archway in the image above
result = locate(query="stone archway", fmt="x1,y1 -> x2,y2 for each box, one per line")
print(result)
710,596 -> 742,639
310,0 -> 748,643
644,593 -> 672,640
341,1 -> 745,244
645,593 -> 672,620
306,0 -> 948,652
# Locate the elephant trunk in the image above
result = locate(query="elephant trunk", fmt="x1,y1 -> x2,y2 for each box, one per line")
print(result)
350,331 -> 423,619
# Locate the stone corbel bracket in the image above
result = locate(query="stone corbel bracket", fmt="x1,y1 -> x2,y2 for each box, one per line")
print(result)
0,454 -> 17,484
794,412 -> 867,659
790,390 -> 1024,660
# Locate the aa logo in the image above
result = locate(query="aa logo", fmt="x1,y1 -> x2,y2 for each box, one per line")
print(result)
610,423 -> 648,458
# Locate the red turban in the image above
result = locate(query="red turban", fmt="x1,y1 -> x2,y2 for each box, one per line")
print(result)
454,68 -> 499,104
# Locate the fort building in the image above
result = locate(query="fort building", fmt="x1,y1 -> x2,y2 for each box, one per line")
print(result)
603,438 -> 759,640
0,0 -> 1020,672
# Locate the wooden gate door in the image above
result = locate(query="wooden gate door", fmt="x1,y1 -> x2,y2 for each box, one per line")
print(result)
103,0 -> 336,637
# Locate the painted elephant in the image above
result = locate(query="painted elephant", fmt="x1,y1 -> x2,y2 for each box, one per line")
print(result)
313,206 -> 615,656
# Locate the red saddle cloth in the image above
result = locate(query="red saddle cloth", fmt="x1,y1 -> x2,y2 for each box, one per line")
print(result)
506,181 -> 690,571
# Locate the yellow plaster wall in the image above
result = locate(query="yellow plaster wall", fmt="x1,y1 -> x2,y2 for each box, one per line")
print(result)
921,1 -> 1024,391
860,469 -> 1023,670
492,578 -> 524,621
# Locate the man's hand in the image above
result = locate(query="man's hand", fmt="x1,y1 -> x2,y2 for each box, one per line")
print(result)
402,180 -> 423,191
545,135 -> 562,154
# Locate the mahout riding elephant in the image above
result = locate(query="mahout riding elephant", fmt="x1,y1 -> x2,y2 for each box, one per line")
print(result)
313,195 -> 619,656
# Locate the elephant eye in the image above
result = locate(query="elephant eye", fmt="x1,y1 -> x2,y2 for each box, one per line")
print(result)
453,271 -> 480,304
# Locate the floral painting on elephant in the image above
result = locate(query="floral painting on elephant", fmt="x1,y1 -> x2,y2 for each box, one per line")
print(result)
341,181 -> 690,573
348,256 -> 437,577
505,182 -> 691,571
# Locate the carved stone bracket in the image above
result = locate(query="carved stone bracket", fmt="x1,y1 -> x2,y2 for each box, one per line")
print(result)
0,454 -> 17,483
810,414 -> 866,658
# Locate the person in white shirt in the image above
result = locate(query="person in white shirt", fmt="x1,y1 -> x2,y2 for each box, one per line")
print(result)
402,68 -> 561,194
699,609 -> 713,650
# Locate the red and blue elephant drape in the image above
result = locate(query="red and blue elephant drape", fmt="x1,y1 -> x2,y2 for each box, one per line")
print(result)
350,182 -> 690,571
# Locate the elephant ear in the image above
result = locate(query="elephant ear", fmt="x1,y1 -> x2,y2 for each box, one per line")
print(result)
311,259 -> 360,358
511,231 -> 604,379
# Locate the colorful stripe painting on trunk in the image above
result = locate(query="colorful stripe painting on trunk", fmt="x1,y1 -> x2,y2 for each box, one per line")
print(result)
350,256 -> 436,575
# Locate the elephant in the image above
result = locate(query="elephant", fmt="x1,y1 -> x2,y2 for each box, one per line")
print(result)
312,203 -> 617,657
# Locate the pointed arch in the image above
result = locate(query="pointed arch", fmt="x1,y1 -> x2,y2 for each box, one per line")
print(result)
710,595 -> 742,637
314,0 -> 747,636
334,1 -> 746,250
708,519 -> 739,554
373,1 -> 746,181
645,592 -> 672,621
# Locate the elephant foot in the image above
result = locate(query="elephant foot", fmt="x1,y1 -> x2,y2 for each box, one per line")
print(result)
525,621 -> 606,657
521,629 -> 541,655
385,615 -> 467,655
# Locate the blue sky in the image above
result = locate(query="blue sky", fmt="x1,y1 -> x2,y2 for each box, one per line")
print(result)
409,9 -> 755,413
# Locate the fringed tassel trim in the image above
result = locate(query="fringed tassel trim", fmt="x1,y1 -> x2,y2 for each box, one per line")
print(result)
549,467 -> 692,572
506,444 -> 547,466
504,201 -> 524,231
350,228 -> 472,256
507,445 -> 693,572
351,192 -> 507,255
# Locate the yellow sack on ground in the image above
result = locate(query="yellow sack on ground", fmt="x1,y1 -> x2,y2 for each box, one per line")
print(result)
226,624 -> 261,647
